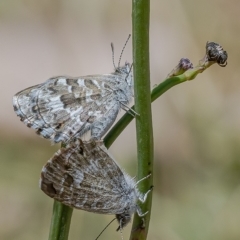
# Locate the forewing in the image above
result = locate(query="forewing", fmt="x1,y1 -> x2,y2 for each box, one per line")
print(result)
40,140 -> 131,214
13,84 -> 42,124
13,76 -> 115,143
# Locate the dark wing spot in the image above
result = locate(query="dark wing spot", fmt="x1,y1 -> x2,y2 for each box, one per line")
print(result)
32,105 -> 38,113
63,173 -> 74,185
84,79 -> 99,91
72,86 -> 83,93
36,128 -> 43,134
60,94 -> 88,108
96,201 -> 104,208
48,87 -> 58,94
78,147 -> 84,155
60,94 -> 76,108
90,93 -> 102,101
13,105 -> 18,112
55,123 -> 62,130
83,202 -> 92,209
66,79 -> 79,87
40,177 -> 57,198
87,115 -> 97,123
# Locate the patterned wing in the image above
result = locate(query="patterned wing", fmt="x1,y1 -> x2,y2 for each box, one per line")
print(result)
13,76 -> 119,143
40,139 -> 135,214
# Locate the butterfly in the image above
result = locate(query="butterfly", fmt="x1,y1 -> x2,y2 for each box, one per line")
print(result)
40,139 -> 151,232
13,37 -> 134,143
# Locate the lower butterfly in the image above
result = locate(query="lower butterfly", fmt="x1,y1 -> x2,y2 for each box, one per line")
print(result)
40,139 -> 151,234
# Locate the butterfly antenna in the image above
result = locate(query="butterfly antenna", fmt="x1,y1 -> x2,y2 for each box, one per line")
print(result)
111,42 -> 116,70
95,218 -> 116,240
118,34 -> 131,67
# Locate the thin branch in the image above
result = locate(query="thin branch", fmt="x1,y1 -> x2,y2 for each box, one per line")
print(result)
48,201 -> 73,240
104,52 -> 226,149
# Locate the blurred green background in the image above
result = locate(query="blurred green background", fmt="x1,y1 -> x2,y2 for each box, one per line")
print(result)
1,1 -> 239,239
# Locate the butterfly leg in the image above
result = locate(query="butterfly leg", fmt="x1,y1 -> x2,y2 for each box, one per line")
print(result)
135,173 -> 151,186
120,102 -> 139,117
136,205 -> 149,218
138,186 -> 153,203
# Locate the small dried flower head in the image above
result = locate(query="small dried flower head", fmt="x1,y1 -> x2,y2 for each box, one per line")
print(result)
167,58 -> 193,78
206,42 -> 228,67
179,58 -> 193,71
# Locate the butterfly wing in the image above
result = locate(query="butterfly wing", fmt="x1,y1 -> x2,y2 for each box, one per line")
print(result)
40,140 -> 135,214
13,75 -> 121,143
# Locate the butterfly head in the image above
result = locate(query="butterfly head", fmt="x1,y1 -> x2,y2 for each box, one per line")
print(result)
115,210 -> 132,231
115,62 -> 133,87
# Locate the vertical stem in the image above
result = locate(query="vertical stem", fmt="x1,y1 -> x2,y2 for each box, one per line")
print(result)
48,143 -> 73,240
48,201 -> 73,240
131,1 -> 153,240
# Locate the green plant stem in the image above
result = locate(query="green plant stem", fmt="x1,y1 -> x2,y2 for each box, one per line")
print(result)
48,201 -> 73,240
48,141 -> 73,240
129,1 -> 153,240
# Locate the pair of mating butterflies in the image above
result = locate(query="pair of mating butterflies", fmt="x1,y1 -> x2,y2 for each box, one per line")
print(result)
13,44 -> 150,234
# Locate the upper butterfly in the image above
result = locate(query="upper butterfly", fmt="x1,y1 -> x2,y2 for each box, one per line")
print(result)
12,42 -> 133,143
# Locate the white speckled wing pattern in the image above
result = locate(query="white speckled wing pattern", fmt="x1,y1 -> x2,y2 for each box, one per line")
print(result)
40,139 -> 145,229
13,63 -> 133,143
